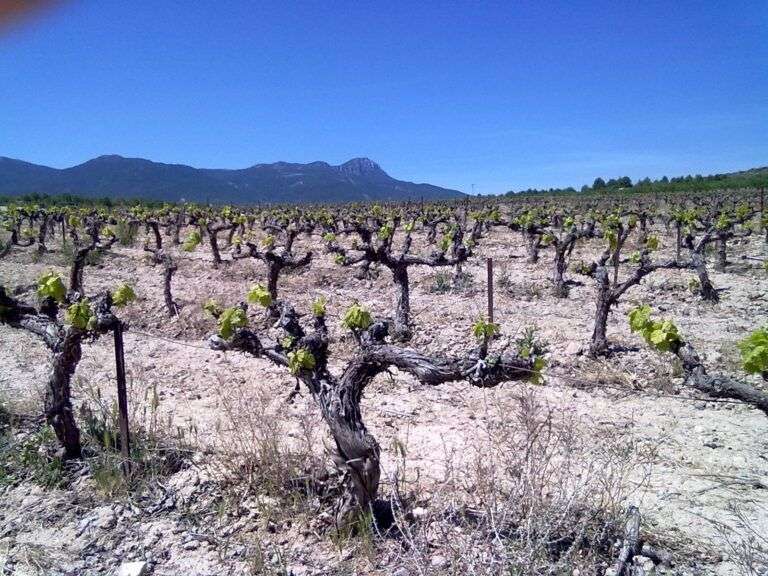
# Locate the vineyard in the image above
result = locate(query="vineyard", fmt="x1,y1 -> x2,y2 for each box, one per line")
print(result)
1,189 -> 767,576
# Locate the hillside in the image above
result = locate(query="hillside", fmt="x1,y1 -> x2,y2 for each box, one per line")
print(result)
0,155 -> 464,204
507,166 -> 768,196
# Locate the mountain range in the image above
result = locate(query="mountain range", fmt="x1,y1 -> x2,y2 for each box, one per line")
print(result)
0,155 -> 465,204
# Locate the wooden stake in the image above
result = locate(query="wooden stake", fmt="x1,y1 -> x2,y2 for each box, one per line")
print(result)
486,257 -> 494,323
113,321 -> 131,474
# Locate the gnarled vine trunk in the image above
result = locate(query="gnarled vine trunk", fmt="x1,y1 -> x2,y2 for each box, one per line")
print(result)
44,326 -> 84,458
525,232 -> 542,263
392,265 -> 411,341
675,341 -> 768,415
691,251 -> 718,302
12,313 -> 84,459
551,245 -> 569,298
147,221 -> 163,250
715,236 -> 727,271
589,267 -> 612,356
36,214 -> 50,255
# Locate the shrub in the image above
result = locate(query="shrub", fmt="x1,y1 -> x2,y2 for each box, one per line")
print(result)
388,390 -> 650,575
0,424 -> 65,489
429,271 -> 452,294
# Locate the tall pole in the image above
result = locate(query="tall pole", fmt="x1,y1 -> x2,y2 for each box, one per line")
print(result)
486,257 -> 494,323
113,321 -> 131,474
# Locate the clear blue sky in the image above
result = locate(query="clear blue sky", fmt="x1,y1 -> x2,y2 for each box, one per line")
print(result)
1,0 -> 766,194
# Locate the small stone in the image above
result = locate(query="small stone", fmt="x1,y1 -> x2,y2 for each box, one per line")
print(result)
564,341 -> 582,356
633,555 -> 656,575
182,540 -> 200,551
20,494 -> 41,508
94,507 -> 117,530
116,561 -> 149,576
707,352 -> 723,364
142,527 -> 162,547
411,507 -> 428,518
430,555 -> 448,568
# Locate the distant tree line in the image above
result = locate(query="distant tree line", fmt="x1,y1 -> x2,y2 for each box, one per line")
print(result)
507,167 -> 768,197
0,192 -> 170,208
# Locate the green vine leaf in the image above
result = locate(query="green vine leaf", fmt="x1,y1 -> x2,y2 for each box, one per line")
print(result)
261,235 -> 276,249
342,302 -> 373,331
182,230 -> 202,252
112,284 -> 136,307
218,307 -> 248,340
645,234 -> 660,251
530,356 -> 547,386
37,271 -> 66,303
311,296 -> 326,318
65,300 -> 92,330
628,305 -> 681,353
203,299 -> 223,317
377,225 -> 393,240
288,347 -> 316,375
471,316 -> 499,342
247,284 -> 272,308
738,327 -> 768,376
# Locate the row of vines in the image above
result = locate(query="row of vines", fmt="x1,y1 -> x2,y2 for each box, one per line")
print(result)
1,188 -> 767,528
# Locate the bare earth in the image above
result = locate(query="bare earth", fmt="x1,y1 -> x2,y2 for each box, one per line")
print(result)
1,227 -> 767,575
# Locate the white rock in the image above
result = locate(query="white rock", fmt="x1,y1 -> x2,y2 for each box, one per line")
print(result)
142,526 -> 162,547
632,555 -> 656,575
564,341 -> 582,356
430,554 -> 448,568
93,507 -> 117,530
20,494 -> 42,508
411,507 -> 428,518
116,561 -> 148,576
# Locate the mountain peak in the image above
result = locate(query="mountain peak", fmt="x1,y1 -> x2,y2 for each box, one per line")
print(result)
91,154 -> 127,162
75,154 -> 135,168
338,157 -> 387,178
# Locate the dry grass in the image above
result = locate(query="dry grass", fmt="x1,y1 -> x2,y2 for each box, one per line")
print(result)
324,387 -> 657,575
204,373 -> 330,514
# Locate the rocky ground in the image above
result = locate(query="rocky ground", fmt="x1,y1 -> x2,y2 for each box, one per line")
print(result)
1,225 -> 767,575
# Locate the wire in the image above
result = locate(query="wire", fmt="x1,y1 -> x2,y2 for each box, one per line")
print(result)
122,328 -> 750,408
127,329 -> 213,351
